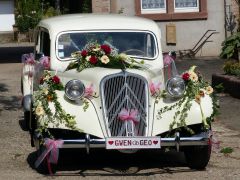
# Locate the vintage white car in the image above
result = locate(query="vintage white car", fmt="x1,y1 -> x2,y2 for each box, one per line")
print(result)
21,14 -> 217,173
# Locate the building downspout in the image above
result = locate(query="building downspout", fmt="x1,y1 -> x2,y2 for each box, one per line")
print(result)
224,0 -> 227,39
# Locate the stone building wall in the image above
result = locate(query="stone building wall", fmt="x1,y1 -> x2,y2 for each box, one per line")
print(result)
92,0 -> 110,13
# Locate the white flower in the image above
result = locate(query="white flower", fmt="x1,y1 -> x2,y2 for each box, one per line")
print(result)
189,71 -> 198,82
93,47 -> 100,52
35,105 -> 45,116
100,55 -> 110,64
119,53 -> 128,61
43,88 -> 48,95
43,75 -> 50,81
86,56 -> 91,61
189,65 -> 197,72
206,86 -> 213,95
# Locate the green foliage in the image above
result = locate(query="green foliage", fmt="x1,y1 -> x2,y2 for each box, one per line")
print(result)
158,66 -> 218,133
82,0 -> 92,13
42,7 -> 60,19
33,71 -> 81,138
15,0 -> 59,33
223,61 -> 240,77
15,0 -> 42,32
220,32 -> 240,59
214,83 -> 225,93
220,147 -> 233,154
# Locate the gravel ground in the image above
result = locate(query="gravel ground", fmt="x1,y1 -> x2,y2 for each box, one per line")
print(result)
0,60 -> 239,179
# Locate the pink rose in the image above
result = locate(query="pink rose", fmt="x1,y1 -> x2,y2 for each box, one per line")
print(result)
150,82 -> 161,96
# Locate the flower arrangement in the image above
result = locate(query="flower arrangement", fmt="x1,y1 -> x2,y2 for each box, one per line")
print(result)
33,70 -> 98,138
66,42 -> 144,72
33,71 -> 79,138
158,66 -> 218,133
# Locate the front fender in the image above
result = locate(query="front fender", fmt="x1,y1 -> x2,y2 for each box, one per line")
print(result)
152,95 -> 213,136
46,91 -> 105,138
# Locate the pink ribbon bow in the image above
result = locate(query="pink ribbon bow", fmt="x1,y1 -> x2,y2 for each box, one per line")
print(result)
84,84 -> 94,98
39,56 -> 50,70
118,109 -> 140,124
35,138 -> 64,174
149,81 -> 161,96
22,53 -> 35,65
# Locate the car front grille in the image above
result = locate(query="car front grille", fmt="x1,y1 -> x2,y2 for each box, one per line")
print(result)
100,72 -> 148,137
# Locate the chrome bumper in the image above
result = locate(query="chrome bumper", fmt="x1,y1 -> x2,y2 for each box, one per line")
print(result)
34,132 -> 210,153
61,137 -> 209,148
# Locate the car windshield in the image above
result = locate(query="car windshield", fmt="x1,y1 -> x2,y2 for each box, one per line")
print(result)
57,31 -> 157,60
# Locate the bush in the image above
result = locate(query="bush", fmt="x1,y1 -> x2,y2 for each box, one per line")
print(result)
223,61 -> 240,77
220,32 -> 240,59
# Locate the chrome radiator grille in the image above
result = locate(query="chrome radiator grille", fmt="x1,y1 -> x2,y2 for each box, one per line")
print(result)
100,72 -> 148,137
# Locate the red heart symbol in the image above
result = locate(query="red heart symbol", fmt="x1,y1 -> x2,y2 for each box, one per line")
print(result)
153,140 -> 158,145
108,141 -> 114,145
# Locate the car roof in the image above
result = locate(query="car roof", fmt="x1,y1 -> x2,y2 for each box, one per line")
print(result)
38,14 -> 160,36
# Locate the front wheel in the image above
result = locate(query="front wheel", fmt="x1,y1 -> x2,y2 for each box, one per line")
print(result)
184,143 -> 211,170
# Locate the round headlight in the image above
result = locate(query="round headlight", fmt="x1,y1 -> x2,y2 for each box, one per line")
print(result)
166,76 -> 185,97
65,80 -> 85,100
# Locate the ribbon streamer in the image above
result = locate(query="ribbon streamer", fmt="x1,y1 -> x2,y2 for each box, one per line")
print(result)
35,138 -> 64,174
149,81 -> 161,96
163,54 -> 174,79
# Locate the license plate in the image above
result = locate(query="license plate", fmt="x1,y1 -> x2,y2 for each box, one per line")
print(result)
106,137 -> 161,150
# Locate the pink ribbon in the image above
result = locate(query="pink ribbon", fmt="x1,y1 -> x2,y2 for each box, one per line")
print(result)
163,54 -> 174,79
22,53 -> 35,64
39,56 -> 50,70
118,109 -> 140,124
149,81 -> 161,96
209,131 -> 220,153
35,138 -> 63,174
84,84 -> 94,98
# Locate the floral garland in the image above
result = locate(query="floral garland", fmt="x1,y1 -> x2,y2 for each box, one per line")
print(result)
66,42 -> 144,72
33,70 -> 98,138
33,71 -> 79,138
157,66 -> 219,133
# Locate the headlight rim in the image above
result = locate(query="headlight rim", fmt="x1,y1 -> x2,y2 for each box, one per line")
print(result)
65,79 -> 85,101
166,76 -> 185,98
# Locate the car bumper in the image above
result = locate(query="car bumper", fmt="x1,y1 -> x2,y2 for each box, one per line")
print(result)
34,132 -> 210,152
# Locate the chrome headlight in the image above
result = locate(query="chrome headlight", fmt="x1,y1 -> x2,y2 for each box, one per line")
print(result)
65,80 -> 85,100
166,76 -> 185,97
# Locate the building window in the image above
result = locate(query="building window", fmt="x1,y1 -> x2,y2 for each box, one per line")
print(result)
135,0 -> 207,21
141,0 -> 166,14
174,0 -> 199,12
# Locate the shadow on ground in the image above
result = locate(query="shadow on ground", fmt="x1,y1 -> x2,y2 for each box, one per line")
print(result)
0,46 -> 34,63
27,149 -> 193,176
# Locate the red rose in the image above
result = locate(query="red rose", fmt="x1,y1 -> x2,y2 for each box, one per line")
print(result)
52,75 -> 60,84
89,56 -> 98,64
81,50 -> 88,57
182,72 -> 190,81
101,44 -> 111,54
